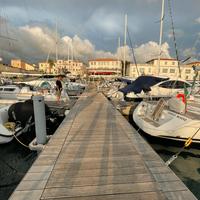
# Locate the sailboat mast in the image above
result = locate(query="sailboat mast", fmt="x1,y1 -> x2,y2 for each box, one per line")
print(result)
118,37 -> 120,61
158,0 -> 165,75
123,14 -> 127,76
55,20 -> 58,61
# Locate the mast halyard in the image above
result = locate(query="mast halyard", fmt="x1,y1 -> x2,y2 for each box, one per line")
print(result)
123,14 -> 127,76
157,0 -> 165,75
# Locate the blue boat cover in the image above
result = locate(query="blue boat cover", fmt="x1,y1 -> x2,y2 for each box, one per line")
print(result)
119,75 -> 169,95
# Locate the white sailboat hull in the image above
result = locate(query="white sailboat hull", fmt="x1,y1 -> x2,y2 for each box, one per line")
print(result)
133,101 -> 200,143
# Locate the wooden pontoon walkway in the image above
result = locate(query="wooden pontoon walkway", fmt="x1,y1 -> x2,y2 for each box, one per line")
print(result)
10,90 -> 197,200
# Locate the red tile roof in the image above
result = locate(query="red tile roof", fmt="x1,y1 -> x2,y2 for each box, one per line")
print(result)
186,61 -> 200,65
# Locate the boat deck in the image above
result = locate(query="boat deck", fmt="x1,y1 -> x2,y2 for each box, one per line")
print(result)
9,90 -> 197,200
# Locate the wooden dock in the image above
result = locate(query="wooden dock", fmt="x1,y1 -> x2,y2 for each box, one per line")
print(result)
10,90 -> 197,200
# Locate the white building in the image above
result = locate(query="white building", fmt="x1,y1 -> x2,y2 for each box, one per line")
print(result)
127,58 -> 197,81
56,60 -> 87,77
88,58 -> 122,79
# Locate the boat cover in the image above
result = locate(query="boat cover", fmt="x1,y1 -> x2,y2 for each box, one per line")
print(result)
119,75 -> 169,95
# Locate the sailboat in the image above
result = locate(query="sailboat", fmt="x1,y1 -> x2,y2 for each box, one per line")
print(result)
132,0 -> 200,145
133,67 -> 200,144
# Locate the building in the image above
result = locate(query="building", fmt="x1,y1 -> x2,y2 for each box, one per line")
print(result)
11,59 -> 35,71
56,60 -> 87,77
88,58 -> 122,79
127,58 -> 197,81
38,62 -> 58,74
38,60 -> 87,77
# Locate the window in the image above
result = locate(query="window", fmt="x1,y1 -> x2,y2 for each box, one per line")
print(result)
148,68 -> 151,73
159,81 -> 174,88
172,62 -> 175,65
174,81 -> 191,89
40,82 -> 51,90
139,68 -> 144,73
170,68 -> 175,73
185,69 -> 191,74
159,80 -> 190,89
162,68 -> 168,73
165,61 -> 168,65
4,88 -> 16,92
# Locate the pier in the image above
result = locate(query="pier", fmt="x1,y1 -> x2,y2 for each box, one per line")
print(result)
9,89 -> 197,200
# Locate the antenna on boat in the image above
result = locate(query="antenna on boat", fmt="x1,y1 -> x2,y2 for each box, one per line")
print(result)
157,0 -> 165,75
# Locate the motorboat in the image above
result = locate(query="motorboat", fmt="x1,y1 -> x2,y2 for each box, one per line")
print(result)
105,81 -> 126,100
0,79 -> 70,104
0,84 -> 21,99
65,81 -> 86,96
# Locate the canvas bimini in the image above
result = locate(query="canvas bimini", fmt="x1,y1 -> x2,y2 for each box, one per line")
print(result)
133,66 -> 200,144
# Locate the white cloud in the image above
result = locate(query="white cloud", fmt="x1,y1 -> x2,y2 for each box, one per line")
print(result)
116,41 -> 171,63
195,17 -> 200,24
0,23 -> 118,63
0,21 -> 171,65
85,8 -> 123,35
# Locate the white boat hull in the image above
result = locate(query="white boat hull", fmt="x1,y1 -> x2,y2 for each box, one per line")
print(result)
0,105 -> 24,144
133,101 -> 200,143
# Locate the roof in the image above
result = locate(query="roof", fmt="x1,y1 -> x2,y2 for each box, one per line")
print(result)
186,61 -> 200,65
89,58 -> 119,62
146,58 -> 177,63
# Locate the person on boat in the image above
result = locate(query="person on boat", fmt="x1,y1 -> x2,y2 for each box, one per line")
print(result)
56,74 -> 64,102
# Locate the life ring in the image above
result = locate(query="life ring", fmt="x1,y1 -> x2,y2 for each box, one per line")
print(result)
176,93 -> 186,104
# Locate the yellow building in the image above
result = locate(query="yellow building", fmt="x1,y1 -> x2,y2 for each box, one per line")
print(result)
11,59 -> 35,71
25,63 -> 35,71
11,59 -> 26,69
38,62 -> 58,74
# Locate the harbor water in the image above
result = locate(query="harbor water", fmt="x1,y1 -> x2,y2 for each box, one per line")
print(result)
0,115 -> 65,200
152,143 -> 200,199
129,115 -> 200,199
0,138 -> 37,200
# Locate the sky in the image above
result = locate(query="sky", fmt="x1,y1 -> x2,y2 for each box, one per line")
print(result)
0,0 -> 200,64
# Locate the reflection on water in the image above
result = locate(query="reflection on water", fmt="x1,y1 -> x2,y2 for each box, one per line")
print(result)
127,115 -> 200,199
0,138 -> 37,200
0,116 -> 65,200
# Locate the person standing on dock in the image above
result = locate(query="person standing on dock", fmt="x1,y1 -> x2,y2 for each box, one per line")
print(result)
56,74 -> 64,102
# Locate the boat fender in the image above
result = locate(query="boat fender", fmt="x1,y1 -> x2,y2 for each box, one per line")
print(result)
176,93 -> 186,104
